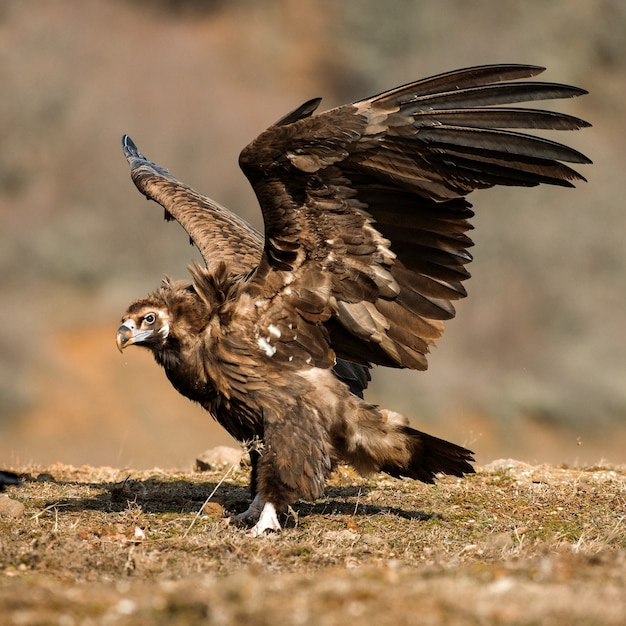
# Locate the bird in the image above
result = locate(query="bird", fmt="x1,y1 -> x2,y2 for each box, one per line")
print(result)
116,64 -> 590,536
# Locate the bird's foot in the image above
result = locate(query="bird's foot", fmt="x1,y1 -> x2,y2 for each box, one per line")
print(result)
225,495 -> 282,537
247,502 -> 281,537
226,494 -> 264,525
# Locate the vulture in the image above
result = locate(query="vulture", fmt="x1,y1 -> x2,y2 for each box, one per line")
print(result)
116,64 -> 590,536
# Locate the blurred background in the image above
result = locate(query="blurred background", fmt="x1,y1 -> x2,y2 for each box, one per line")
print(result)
1,0 -> 624,470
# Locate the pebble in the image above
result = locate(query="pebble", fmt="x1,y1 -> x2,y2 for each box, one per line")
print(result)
201,502 -> 225,517
0,494 -> 25,519
195,446 -> 243,471
36,472 -> 56,483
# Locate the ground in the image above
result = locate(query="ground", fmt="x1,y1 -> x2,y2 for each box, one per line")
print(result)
1,458 -> 625,625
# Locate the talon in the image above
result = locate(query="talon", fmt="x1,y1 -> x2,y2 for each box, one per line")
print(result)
229,494 -> 264,526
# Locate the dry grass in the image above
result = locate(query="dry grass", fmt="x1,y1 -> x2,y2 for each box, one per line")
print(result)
1,459 -> 625,624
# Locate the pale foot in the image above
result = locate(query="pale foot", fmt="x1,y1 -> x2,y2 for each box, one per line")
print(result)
247,502 -> 281,537
225,495 -> 282,537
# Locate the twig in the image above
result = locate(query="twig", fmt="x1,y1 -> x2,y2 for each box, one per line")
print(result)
353,487 -> 362,517
30,503 -> 69,524
183,463 -> 236,538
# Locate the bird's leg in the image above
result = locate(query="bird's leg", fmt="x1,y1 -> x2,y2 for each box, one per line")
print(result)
225,447 -> 264,525
247,501 -> 281,537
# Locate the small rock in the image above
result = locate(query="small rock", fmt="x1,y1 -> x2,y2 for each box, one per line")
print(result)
481,459 -> 533,473
195,446 -> 243,471
36,472 -> 56,483
133,526 -> 146,540
0,495 -> 25,519
201,502 -> 225,517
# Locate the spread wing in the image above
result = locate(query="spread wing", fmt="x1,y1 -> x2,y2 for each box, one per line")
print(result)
123,64 -> 590,376
122,135 -> 264,277
236,64 -> 590,370
121,97 -> 324,276
122,126 -> 372,394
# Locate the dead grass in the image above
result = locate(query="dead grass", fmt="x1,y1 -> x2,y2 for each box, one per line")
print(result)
1,459 -> 625,625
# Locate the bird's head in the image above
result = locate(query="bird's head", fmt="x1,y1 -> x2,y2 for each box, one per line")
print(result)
116,299 -> 171,353
117,278 -> 209,360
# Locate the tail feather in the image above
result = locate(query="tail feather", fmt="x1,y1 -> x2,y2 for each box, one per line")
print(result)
381,426 -> 475,484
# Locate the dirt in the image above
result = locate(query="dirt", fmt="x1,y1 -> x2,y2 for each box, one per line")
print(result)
1,458 -> 625,625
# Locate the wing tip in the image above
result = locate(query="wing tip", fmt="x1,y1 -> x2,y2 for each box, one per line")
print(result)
274,97 -> 323,127
122,134 -> 141,161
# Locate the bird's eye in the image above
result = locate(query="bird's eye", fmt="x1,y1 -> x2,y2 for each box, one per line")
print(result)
143,313 -> 157,326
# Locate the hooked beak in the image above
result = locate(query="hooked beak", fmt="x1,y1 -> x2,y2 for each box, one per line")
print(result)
116,320 -> 154,353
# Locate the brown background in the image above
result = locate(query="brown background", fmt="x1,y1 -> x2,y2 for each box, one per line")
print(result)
0,0 -> 624,469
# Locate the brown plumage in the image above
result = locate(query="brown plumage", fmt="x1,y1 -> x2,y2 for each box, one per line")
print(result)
116,64 -> 590,535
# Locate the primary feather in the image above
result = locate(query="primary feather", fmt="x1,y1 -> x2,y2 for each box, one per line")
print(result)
117,64 -> 589,536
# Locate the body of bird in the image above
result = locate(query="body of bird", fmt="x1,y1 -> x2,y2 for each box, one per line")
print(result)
116,64 -> 589,536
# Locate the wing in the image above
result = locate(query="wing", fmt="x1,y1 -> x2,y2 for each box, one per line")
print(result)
121,97 -> 325,276
237,64 -> 590,370
122,132 -> 372,394
122,134 -> 263,277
